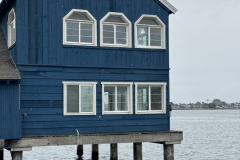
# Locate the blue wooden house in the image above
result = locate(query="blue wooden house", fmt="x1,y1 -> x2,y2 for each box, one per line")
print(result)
0,0 -> 177,141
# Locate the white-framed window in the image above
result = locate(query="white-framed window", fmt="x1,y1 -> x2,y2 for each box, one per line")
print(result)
135,82 -> 166,114
100,12 -> 132,48
101,82 -> 133,114
63,81 -> 97,116
63,9 -> 97,46
135,15 -> 166,49
8,8 -> 16,48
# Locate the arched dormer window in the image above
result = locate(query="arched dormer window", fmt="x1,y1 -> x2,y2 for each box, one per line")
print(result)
63,9 -> 97,46
135,15 -> 166,49
100,12 -> 132,48
8,8 -> 16,48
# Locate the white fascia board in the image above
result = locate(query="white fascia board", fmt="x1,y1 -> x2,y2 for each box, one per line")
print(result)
159,0 -> 178,14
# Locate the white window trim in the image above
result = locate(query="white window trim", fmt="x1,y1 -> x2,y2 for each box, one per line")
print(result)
100,12 -> 132,48
63,9 -> 97,46
63,81 -> 97,116
101,82 -> 133,115
135,82 -> 167,114
7,8 -> 16,48
134,15 -> 166,49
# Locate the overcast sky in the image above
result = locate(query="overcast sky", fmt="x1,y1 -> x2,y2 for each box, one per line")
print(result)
168,0 -> 240,103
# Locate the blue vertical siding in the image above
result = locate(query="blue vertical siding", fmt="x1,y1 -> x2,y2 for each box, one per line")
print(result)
0,81 -> 21,139
13,0 -> 170,68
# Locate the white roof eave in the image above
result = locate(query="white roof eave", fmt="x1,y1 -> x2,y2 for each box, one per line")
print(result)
159,0 -> 178,14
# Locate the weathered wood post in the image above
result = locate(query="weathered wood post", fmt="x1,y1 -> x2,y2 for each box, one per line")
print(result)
0,140 -> 4,160
77,145 -> 83,157
11,151 -> 23,160
133,143 -> 142,160
163,144 -> 174,160
92,144 -> 99,160
110,143 -> 118,160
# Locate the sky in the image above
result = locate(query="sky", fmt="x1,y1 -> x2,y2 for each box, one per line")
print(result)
168,0 -> 240,104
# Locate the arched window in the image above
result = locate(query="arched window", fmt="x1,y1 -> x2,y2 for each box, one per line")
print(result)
8,8 -> 16,48
63,9 -> 97,46
100,12 -> 132,48
135,15 -> 166,49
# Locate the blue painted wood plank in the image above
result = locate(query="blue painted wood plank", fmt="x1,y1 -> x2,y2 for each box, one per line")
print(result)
22,125 -> 170,136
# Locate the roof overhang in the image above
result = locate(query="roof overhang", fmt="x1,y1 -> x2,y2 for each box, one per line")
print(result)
159,0 -> 178,14
0,0 -> 15,17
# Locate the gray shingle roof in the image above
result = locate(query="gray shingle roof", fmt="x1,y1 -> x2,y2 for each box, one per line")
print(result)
0,27 -> 20,79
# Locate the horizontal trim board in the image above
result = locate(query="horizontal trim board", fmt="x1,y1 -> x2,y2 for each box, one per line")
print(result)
22,119 -> 168,129
21,114 -> 168,122
21,125 -> 170,136
17,64 -> 170,71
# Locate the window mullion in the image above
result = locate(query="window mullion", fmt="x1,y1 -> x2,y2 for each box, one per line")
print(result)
79,85 -> 81,113
115,86 -> 117,111
127,86 -> 129,112
114,25 -> 116,45
148,27 -> 151,47
79,23 -> 81,43
149,86 -> 151,111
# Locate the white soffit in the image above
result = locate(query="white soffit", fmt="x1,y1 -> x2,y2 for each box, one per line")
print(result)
159,0 -> 178,14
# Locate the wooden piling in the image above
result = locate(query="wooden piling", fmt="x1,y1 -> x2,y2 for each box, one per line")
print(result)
0,149 -> 3,160
92,144 -> 99,160
77,145 -> 83,157
0,140 -> 4,160
110,143 -> 118,160
133,143 -> 142,160
164,144 -> 174,160
11,151 -> 23,160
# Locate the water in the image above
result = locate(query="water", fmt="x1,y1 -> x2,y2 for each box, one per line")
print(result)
4,110 -> 240,160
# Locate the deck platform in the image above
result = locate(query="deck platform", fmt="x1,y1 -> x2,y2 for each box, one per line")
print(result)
3,131 -> 183,160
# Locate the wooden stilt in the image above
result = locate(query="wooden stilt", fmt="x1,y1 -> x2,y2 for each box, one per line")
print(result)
0,149 -> 3,160
0,140 -> 4,160
92,144 -> 99,160
110,143 -> 118,160
164,144 -> 174,160
133,143 -> 142,160
77,145 -> 83,157
11,151 -> 23,160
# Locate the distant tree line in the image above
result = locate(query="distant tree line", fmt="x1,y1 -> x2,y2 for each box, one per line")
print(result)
171,99 -> 240,110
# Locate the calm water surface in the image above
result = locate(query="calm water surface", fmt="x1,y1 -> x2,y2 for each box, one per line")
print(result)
4,110 -> 240,160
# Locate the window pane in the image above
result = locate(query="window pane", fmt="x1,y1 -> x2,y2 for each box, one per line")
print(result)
10,24 -> 16,45
116,26 -> 126,45
150,28 -> 161,47
137,87 -> 149,110
67,22 -> 79,42
137,27 -> 148,46
104,86 -> 115,111
81,86 -> 93,112
139,18 -> 159,25
151,103 -> 162,110
117,86 -> 128,111
80,23 -> 92,43
67,85 -> 79,113
103,25 -> 114,44
105,15 -> 125,23
68,12 -> 90,21
151,87 -> 162,110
